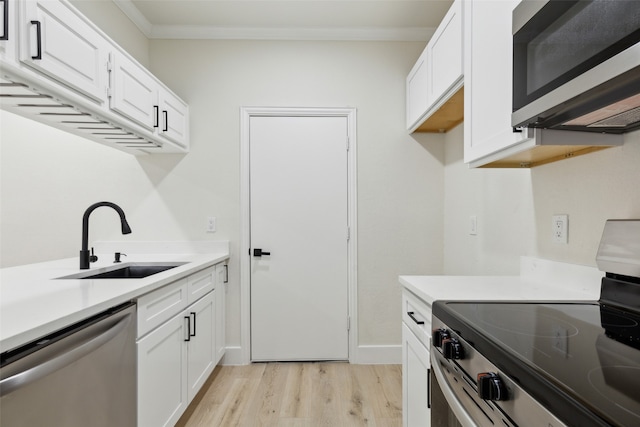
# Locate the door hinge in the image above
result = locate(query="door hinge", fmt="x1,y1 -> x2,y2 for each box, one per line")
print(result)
347,226 -> 351,241
346,137 -> 350,151
347,316 -> 351,331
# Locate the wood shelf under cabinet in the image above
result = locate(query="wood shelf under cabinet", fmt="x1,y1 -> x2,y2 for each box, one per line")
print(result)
413,87 -> 464,133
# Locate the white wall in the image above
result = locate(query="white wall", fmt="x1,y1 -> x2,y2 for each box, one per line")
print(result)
146,39 -> 445,348
0,35 -> 444,352
444,125 -> 640,275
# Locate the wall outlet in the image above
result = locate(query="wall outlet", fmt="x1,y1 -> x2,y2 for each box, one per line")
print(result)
552,214 -> 568,244
206,216 -> 216,233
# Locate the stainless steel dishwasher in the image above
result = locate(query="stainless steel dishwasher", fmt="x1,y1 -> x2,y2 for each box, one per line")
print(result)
0,302 -> 136,427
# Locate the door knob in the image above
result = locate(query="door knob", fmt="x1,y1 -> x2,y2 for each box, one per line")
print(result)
253,248 -> 271,257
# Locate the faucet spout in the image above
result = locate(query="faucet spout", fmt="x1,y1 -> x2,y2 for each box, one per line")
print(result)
80,202 -> 132,269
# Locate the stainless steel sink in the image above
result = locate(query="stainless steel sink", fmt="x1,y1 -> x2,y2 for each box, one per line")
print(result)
57,263 -> 187,280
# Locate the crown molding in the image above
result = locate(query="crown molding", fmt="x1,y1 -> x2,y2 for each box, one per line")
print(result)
113,0 -> 152,37
150,25 -> 434,41
113,0 -> 433,42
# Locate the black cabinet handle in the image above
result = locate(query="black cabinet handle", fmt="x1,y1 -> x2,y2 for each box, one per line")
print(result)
224,264 -> 228,283
153,106 -> 159,128
162,110 -> 168,132
190,312 -> 196,337
1,1 -> 8,41
407,311 -> 424,325
427,368 -> 431,409
184,316 -> 191,341
30,20 -> 41,60
253,248 -> 271,257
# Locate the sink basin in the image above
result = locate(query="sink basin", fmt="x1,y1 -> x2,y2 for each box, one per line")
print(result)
57,263 -> 187,280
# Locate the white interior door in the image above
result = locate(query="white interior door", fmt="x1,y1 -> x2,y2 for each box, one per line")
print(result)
250,115 -> 349,361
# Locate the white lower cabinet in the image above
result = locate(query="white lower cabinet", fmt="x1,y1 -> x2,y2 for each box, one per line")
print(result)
403,323 -> 431,427
137,262 -> 226,427
214,263 -> 227,364
137,307 -> 189,427
402,289 -> 432,427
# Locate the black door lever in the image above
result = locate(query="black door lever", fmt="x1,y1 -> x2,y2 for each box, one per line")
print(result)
253,248 -> 271,257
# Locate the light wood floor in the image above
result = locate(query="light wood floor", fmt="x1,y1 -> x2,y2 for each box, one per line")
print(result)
176,362 -> 402,427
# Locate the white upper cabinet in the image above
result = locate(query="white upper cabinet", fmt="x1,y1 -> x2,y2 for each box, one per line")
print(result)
109,51 -> 190,149
1,0 -> 17,62
407,0 -> 463,133
158,85 -> 189,148
0,0 -> 189,155
463,0 -> 531,167
428,0 -> 463,105
109,51 -> 157,130
20,0 -> 109,103
406,50 -> 430,129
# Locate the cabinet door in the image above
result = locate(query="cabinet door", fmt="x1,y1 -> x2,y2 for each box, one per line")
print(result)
463,0 -> 531,165
158,86 -> 189,149
429,0 -> 462,103
186,292 -> 215,402
0,0 -> 16,62
406,49 -> 430,129
137,278 -> 188,338
403,323 -> 431,427
187,266 -> 214,305
137,313 -> 189,427
215,263 -> 227,363
109,51 -> 157,130
20,0 -> 108,103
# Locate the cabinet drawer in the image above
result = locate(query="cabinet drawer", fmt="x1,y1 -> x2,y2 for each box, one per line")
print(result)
402,289 -> 432,349
187,266 -> 215,305
137,278 -> 188,338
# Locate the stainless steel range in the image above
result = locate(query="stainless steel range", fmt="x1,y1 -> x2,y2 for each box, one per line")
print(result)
431,219 -> 640,426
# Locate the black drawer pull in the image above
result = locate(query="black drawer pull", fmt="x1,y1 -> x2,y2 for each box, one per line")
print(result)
407,311 -> 424,325
1,0 -> 8,41
184,316 -> 191,341
31,20 -> 42,60
190,312 -> 196,337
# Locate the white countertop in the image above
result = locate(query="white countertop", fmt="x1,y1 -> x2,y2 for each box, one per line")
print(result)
0,242 -> 229,353
400,257 -> 604,307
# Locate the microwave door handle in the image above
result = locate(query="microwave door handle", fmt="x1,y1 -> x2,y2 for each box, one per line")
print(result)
0,313 -> 132,397
431,352 -> 477,427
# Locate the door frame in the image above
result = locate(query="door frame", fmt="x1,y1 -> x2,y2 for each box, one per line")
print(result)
239,107 -> 358,364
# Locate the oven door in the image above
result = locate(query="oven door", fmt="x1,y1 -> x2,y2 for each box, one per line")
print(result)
431,350 -> 513,427
511,0 -> 640,131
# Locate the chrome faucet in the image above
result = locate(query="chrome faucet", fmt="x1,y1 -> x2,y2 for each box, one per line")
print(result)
80,202 -> 132,269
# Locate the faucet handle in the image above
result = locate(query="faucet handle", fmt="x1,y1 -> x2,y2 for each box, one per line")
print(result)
89,247 -> 98,263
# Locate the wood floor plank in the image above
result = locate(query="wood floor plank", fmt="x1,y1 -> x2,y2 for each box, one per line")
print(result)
176,362 -> 402,427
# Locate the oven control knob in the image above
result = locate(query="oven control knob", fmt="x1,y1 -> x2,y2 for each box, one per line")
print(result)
432,328 -> 450,348
477,372 -> 507,401
442,337 -> 464,360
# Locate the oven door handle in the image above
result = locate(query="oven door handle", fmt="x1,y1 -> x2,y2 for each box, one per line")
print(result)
431,351 -> 478,427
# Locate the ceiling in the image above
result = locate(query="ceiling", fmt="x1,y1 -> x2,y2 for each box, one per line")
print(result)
111,0 -> 454,41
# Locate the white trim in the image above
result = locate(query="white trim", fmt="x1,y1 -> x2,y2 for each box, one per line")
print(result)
112,0 -> 153,37
111,0 -> 435,42
353,345 -> 402,365
219,346 -> 244,366
240,107 -> 358,365
150,26 -> 434,42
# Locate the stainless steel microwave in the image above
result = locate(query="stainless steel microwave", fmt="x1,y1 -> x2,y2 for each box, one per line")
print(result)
511,0 -> 640,134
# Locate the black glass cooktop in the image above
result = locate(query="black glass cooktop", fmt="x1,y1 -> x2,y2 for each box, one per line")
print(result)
433,301 -> 640,427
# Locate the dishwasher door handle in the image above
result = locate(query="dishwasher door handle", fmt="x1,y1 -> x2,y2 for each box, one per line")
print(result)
0,313 -> 132,397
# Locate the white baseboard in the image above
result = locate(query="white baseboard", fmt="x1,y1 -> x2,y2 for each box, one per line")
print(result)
220,345 -> 402,365
352,345 -> 402,364
219,346 -> 244,365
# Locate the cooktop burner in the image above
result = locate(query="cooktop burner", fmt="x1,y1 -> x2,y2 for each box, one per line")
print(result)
433,301 -> 640,427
